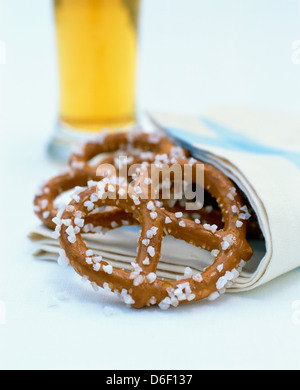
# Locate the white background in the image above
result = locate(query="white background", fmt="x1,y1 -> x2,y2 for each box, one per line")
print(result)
0,0 -> 300,370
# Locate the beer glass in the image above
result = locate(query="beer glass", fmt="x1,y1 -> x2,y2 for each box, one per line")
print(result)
48,0 -> 141,161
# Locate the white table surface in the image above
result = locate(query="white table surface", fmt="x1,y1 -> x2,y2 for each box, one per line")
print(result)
0,0 -> 300,370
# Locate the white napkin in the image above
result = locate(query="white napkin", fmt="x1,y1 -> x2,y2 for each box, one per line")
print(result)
148,107 -> 300,290
28,106 -> 300,292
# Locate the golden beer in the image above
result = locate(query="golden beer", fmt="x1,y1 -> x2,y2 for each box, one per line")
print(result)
53,0 -> 140,131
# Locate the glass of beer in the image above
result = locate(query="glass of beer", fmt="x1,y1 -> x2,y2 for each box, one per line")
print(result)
48,0 -> 141,161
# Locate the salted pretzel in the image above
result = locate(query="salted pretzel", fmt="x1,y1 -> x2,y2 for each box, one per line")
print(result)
34,128 -> 187,231
34,127 -> 259,238
68,127 -> 187,177
56,158 -> 253,309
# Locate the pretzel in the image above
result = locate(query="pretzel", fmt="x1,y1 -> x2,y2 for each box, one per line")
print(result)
35,126 -> 260,237
69,127 -> 187,177
57,158 -> 253,309
33,128 -> 188,231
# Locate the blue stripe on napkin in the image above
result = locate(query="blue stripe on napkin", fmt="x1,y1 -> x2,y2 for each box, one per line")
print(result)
164,116 -> 300,169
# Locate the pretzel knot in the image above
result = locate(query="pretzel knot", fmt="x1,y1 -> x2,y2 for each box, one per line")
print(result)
57,158 -> 253,309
